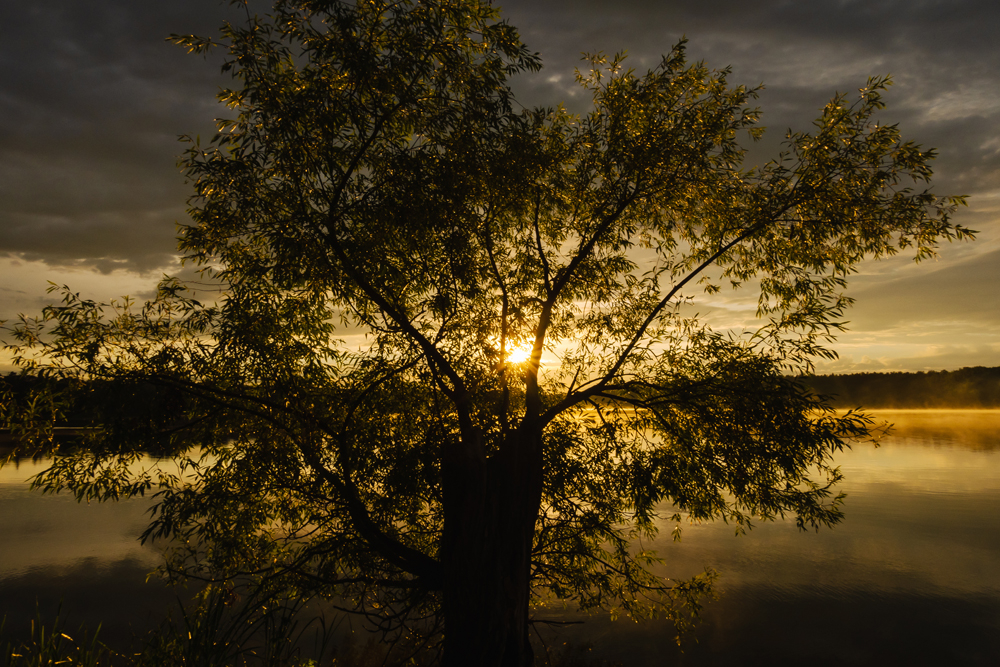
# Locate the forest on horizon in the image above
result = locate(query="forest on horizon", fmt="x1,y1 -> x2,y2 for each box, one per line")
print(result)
801,366 -> 1000,409
6,366 -> 1000,420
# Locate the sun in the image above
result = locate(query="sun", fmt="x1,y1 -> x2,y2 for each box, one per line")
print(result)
505,343 -> 533,364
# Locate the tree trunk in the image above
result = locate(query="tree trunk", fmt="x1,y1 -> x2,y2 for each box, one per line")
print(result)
440,429 -> 542,667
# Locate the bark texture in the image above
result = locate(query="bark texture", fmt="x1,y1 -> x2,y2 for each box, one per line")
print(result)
441,428 -> 543,667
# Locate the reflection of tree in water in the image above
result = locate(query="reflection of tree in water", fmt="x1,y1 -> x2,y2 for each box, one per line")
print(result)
0,0 -> 973,662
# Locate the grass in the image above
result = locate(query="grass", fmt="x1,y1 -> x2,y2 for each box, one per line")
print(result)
2,605 -> 115,667
2,599 -> 623,667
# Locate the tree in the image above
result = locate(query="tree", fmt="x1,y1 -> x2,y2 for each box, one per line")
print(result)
1,1 -> 971,665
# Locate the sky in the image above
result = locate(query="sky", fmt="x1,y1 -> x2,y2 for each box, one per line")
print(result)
1,0 -> 997,374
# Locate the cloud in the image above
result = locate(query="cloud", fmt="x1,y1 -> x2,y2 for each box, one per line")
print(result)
0,0 -> 233,274
1,0 -> 996,370
817,342 -> 1000,374
502,0 -> 1000,199
846,248 -> 1000,331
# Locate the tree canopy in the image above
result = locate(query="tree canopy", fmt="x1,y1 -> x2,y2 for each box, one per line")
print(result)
1,0 -> 971,665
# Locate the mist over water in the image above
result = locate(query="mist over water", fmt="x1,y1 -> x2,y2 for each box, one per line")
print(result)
3,411 -> 1000,664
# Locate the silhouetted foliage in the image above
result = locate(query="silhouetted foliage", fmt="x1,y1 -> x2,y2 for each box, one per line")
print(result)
802,367 -> 1000,408
1,1 -> 971,665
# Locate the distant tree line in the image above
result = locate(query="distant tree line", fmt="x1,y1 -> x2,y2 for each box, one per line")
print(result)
800,366 -> 1000,408
9,367 -> 1000,423
1,372 -> 192,456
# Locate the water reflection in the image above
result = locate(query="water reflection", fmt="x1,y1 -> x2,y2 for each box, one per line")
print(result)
0,455 -> 165,578
873,409 -> 1000,451
3,412 -> 1000,664
540,410 -> 1000,665
0,452 -> 180,646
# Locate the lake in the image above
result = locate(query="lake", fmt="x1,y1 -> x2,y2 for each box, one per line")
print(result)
3,410 -> 1000,665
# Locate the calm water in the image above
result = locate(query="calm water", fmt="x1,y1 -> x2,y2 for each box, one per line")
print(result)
3,411 -> 1000,665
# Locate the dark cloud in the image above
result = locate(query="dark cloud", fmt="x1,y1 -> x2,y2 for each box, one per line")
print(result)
499,0 -> 998,375
504,0 -> 999,194
0,0 -> 235,273
1,0 -> 996,369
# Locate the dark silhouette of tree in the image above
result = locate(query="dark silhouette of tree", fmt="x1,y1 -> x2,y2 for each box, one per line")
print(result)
1,1 -> 971,664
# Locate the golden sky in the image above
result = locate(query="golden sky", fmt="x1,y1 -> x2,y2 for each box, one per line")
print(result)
1,0 -> 997,372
